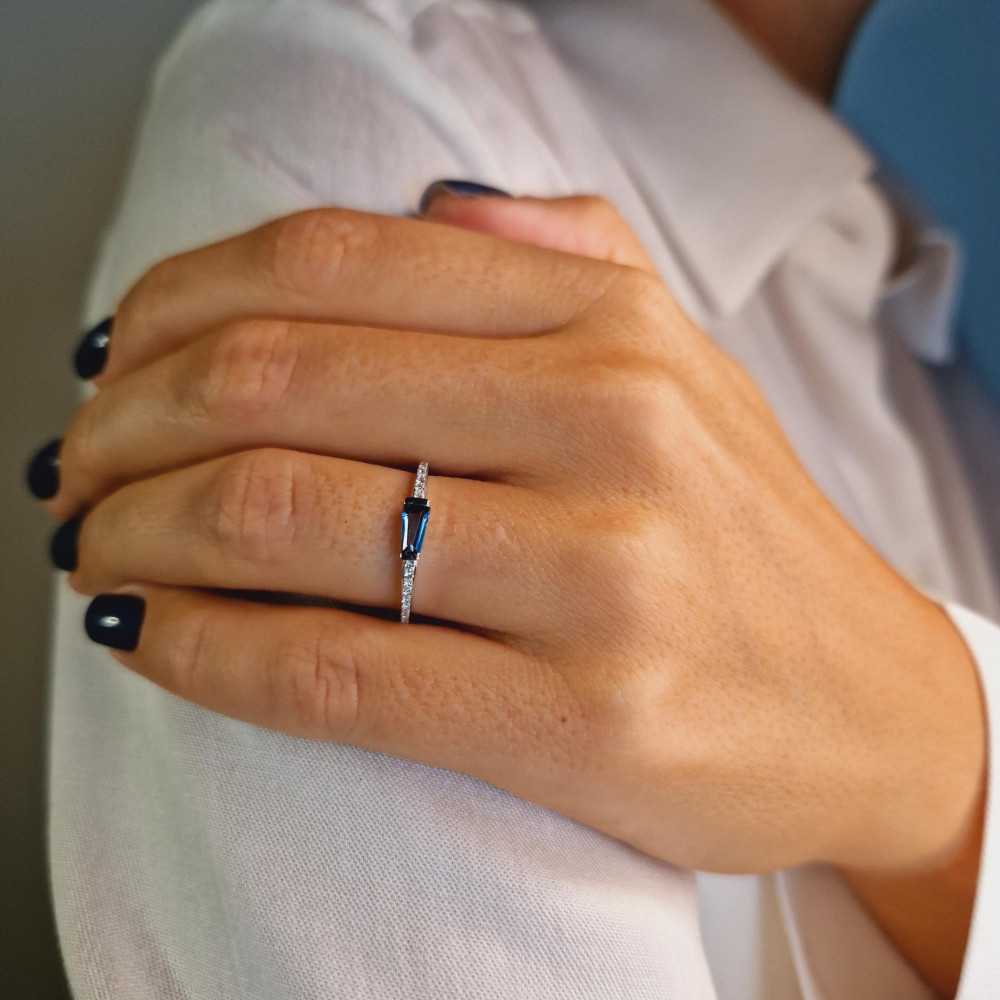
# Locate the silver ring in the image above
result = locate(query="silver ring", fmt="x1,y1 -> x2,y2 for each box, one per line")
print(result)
399,461 -> 430,623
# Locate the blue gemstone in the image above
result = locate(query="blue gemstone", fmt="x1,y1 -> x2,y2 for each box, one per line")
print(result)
400,497 -> 430,559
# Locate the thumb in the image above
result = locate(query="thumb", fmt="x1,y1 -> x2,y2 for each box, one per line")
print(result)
418,181 -> 658,274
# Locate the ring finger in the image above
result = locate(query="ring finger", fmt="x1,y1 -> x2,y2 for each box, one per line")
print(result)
70,448 -> 559,636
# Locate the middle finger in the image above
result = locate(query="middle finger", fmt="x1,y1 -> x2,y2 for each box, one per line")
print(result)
52,319 -> 574,519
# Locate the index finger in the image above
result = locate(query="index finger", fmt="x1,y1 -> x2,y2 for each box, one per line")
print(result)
100,207 -> 624,383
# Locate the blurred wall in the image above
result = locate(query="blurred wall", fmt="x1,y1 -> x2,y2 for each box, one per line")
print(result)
1,2 -> 201,994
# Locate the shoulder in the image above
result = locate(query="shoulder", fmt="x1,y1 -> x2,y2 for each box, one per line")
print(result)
152,0 -> 546,109
147,0 -> 572,177
87,0 -> 570,319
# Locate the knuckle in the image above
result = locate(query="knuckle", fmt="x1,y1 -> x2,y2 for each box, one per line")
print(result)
116,256 -> 179,346
567,349 -> 680,481
211,449 -> 311,563
551,505 -> 656,639
267,208 -> 378,296
62,397 -> 103,490
611,264 -> 673,319
574,659 -> 656,756
576,265 -> 678,345
281,622 -> 363,740
196,319 -> 301,424
572,194 -> 624,228
611,371 -> 679,457
70,501 -> 121,596
547,644 -> 664,770
588,521 -> 655,620
163,604 -> 214,702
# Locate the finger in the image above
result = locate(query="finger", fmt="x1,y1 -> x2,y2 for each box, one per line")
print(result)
100,206 -> 622,383
72,450 -> 557,636
89,584 -> 568,800
51,319 -> 566,519
421,192 -> 659,273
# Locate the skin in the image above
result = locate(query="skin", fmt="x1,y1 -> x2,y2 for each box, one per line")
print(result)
712,1 -> 987,992
715,0 -> 874,98
44,192 -> 985,998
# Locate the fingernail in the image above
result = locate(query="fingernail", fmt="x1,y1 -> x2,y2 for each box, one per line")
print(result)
85,594 -> 145,652
418,179 -> 512,215
49,516 -> 82,572
73,316 -> 114,379
25,438 -> 62,499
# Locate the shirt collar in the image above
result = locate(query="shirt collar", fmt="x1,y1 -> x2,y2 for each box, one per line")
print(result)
877,177 -> 962,364
534,0 -> 875,317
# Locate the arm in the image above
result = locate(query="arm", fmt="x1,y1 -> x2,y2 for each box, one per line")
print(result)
843,601 -> 999,1000
843,793 -> 983,998
52,4 -> 718,999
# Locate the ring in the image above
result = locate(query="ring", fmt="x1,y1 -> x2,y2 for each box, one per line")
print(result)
399,461 -> 430,623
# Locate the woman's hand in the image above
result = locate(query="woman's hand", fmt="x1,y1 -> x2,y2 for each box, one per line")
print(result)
40,190 -> 984,880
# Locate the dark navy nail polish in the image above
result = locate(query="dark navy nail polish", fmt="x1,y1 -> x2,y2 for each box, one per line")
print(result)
73,316 -> 113,379
49,516 -> 82,572
418,179 -> 513,215
85,594 -> 145,652
26,438 -> 62,500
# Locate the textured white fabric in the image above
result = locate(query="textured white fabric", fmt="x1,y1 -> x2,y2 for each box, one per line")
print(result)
47,0 -> 1000,997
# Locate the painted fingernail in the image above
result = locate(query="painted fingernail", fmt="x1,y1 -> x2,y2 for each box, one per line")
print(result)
418,179 -> 512,215
26,438 -> 62,499
49,516 -> 82,572
85,594 -> 145,652
73,316 -> 113,379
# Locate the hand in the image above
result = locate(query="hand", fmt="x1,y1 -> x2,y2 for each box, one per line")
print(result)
40,189 -> 984,880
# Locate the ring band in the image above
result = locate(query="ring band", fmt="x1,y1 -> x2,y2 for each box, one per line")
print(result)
399,461 -> 430,623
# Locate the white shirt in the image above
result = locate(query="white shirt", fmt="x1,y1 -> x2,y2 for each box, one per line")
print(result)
47,0 -> 1000,997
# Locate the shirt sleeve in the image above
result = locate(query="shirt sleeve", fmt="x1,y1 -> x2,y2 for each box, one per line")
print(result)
80,0 -> 501,325
944,602 -> 1000,1000
773,600 -> 1000,1000
52,3 -> 719,999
